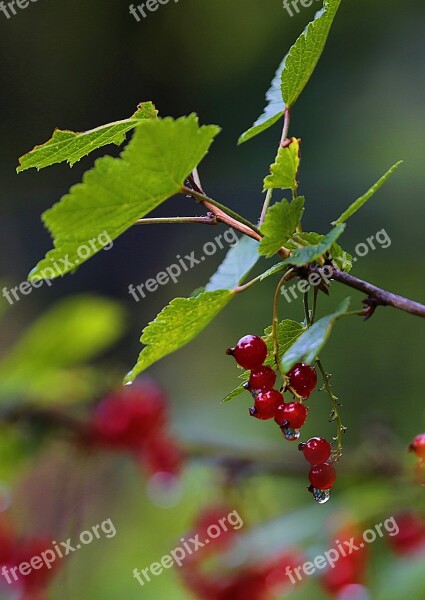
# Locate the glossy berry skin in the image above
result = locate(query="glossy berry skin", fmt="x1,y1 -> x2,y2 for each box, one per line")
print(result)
299,437 -> 332,465
409,433 -> 425,459
309,462 -> 337,490
275,402 -> 308,429
253,390 -> 283,420
248,366 -> 277,391
228,335 -> 268,370
287,362 -> 317,398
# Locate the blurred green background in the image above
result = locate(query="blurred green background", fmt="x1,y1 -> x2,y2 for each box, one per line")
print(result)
0,0 -> 424,598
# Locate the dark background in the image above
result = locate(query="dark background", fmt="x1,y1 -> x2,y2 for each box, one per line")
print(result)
0,1 -> 424,598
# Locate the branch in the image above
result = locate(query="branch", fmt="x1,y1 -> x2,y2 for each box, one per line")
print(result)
182,184 -> 263,243
330,268 -> 425,318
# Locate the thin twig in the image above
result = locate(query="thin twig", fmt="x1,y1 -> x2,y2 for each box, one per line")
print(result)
135,215 -> 217,226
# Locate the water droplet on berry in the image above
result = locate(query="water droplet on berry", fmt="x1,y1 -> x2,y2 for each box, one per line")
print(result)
282,426 -> 301,441
310,487 -> 331,504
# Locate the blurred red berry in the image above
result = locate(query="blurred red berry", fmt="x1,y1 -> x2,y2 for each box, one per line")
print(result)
321,525 -> 367,596
11,537 -> 61,594
287,362 -> 317,398
142,434 -> 184,477
228,336 -> 268,370
388,512 -> 425,555
89,381 -> 167,450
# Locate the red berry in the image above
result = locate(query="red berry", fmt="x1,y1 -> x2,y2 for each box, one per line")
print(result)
228,335 -> 268,370
275,402 -> 308,429
248,366 -> 276,391
409,433 -> 425,459
141,434 -> 184,477
388,512 -> 425,555
89,382 -> 166,450
299,437 -> 332,465
16,537 -> 61,592
253,390 -> 283,420
309,462 -> 337,490
287,362 -> 317,398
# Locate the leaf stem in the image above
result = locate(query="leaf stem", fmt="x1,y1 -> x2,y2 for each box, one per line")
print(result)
280,108 -> 291,147
135,215 -> 218,226
259,189 -> 273,226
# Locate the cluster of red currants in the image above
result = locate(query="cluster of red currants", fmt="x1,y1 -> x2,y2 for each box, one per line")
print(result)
227,335 -> 336,503
408,433 -> 425,486
86,381 -> 183,478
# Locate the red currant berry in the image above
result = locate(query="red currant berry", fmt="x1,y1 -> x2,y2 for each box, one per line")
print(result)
388,512 -> 425,555
248,366 -> 277,391
275,402 -> 308,429
227,335 -> 268,370
409,433 -> 425,459
287,362 -> 317,398
253,390 -> 283,420
89,382 -> 166,450
299,437 -> 332,465
309,462 -> 337,490
141,434 -> 184,477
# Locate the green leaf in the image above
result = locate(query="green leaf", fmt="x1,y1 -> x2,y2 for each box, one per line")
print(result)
222,320 -> 305,402
263,138 -> 300,191
222,384 -> 246,403
281,0 -> 342,108
238,56 -> 286,144
281,298 -> 350,372
126,290 -> 233,382
238,0 -> 341,144
330,241 -> 353,272
332,161 -> 403,225
0,295 -> 125,402
29,115 -> 220,281
206,237 -> 259,291
259,196 -> 305,258
280,224 -> 345,267
258,262 -> 291,283
17,102 -> 158,172
263,319 -> 306,365
288,233 -> 353,273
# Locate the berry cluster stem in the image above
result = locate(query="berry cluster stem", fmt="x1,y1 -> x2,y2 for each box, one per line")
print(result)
316,358 -> 346,461
272,269 -> 294,380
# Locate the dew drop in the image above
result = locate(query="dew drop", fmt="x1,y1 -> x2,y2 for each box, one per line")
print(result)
311,487 -> 331,504
124,379 -> 133,386
282,426 -> 301,441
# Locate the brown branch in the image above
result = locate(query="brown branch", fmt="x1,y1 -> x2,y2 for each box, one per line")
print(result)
310,266 -> 425,318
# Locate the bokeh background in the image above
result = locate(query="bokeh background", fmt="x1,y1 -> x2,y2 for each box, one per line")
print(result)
0,0 -> 424,598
